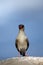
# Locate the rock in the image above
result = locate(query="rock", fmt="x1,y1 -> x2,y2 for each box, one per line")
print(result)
0,56 -> 43,65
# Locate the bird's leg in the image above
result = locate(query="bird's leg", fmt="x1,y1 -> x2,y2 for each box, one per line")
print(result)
18,52 -> 21,57
25,52 -> 29,56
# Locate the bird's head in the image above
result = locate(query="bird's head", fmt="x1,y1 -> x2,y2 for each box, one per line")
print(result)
18,24 -> 24,31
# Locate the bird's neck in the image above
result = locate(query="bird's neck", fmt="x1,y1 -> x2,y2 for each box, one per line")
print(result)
19,30 -> 25,34
17,29 -> 27,40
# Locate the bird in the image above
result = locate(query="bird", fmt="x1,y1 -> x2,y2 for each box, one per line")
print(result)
15,24 -> 29,56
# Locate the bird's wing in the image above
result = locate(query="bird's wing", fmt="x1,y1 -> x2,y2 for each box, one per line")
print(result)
25,38 -> 29,51
15,39 -> 19,51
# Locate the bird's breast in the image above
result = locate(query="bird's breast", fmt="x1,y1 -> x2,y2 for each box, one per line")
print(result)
17,33 -> 27,43
16,31 -> 28,50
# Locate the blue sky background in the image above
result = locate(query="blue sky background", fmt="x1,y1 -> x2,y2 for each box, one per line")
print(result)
0,0 -> 43,60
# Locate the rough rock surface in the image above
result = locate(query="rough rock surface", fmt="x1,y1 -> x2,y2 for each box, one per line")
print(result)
0,57 -> 43,65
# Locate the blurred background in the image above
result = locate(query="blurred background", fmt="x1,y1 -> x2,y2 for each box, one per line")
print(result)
0,0 -> 43,60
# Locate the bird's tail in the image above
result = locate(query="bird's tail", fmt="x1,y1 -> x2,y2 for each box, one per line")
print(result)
20,48 -> 25,56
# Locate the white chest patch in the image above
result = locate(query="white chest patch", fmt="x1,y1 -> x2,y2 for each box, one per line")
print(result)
16,31 -> 27,50
17,31 -> 27,42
